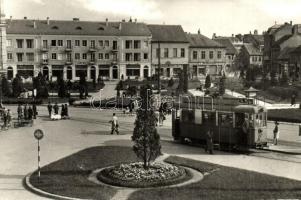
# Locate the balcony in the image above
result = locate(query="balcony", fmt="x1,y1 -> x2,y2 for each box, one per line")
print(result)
41,59 -> 48,65
41,47 -> 49,52
89,47 -> 97,52
90,60 -> 96,65
65,60 -> 72,65
65,47 -> 73,52
111,46 -> 119,52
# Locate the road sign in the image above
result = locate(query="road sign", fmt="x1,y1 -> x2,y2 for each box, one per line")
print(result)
34,129 -> 44,140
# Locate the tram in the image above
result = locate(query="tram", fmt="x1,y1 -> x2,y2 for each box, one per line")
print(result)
172,97 -> 268,149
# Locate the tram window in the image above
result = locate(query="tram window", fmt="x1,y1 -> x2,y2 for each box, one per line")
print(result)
219,113 -> 233,127
181,110 -> 194,123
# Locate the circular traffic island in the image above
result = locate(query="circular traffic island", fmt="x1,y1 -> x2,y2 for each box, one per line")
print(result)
97,162 -> 191,188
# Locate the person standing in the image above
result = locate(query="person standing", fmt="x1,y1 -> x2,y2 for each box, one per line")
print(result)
61,104 -> 65,118
273,121 -> 280,145
65,104 -> 69,118
7,109 -> 11,128
17,104 -> 23,121
47,102 -> 52,117
291,94 -> 296,106
2,109 -> 7,129
28,106 -> 33,120
205,129 -> 214,154
110,113 -> 119,135
53,102 -> 59,115
24,104 -> 28,120
32,102 -> 37,119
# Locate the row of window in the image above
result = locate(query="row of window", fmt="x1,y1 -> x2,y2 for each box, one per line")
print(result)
192,50 -> 222,60
251,56 -> 262,62
9,52 -> 149,62
156,48 -> 186,58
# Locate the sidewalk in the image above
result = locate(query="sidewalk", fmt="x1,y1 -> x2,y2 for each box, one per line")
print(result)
264,143 -> 301,155
225,89 -> 300,109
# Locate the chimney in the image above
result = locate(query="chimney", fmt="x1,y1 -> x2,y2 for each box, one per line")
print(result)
290,20 -> 293,25
254,29 -> 258,35
24,16 -> 27,20
33,20 -> 36,29
134,18 -> 137,23
232,34 -> 234,37
197,29 -> 201,34
47,17 -> 50,25
105,18 -> 108,26
119,22 -> 122,30
9,16 -> 12,22
129,17 -> 132,22
73,18 -> 80,21
212,33 -> 216,39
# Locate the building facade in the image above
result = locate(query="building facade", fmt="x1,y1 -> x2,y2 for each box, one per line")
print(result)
5,18 -> 152,81
147,25 -> 189,78
186,32 -> 226,78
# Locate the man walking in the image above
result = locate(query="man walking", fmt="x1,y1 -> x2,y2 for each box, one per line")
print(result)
273,121 -> 280,145
110,113 -> 119,135
53,102 -> 59,115
47,102 -> 52,117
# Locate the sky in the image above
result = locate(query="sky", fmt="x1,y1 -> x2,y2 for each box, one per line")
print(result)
4,0 -> 301,37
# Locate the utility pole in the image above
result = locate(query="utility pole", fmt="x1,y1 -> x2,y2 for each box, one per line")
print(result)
157,42 -> 161,95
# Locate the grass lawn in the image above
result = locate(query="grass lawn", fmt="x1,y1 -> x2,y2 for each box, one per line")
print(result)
28,146 -> 140,200
268,109 -> 301,123
128,156 -> 301,200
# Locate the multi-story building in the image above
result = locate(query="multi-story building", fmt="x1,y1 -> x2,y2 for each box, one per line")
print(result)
186,32 -> 226,78
5,17 -> 152,81
147,25 -> 189,78
239,43 -> 263,69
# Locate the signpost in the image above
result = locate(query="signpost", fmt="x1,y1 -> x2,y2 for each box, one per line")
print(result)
34,129 -> 44,178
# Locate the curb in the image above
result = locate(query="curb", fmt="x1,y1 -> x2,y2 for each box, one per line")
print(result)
261,147 -> 301,155
24,172 -> 92,200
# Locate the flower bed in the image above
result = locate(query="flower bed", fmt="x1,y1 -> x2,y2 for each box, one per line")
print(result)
97,162 -> 191,188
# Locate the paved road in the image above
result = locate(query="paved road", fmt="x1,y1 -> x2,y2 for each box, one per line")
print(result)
0,106 -> 301,199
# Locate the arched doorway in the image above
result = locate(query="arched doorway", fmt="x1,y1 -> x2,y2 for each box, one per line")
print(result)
112,66 -> 118,79
7,67 -> 13,80
90,66 -> 96,80
42,66 -> 49,80
67,66 -> 72,80
144,66 -> 149,79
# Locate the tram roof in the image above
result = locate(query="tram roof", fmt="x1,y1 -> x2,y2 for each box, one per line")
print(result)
234,105 -> 266,114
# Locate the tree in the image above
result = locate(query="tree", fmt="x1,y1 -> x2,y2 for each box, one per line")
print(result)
219,75 -> 226,96
79,73 -> 88,99
132,85 -> 161,169
1,76 -> 10,97
57,76 -> 66,98
116,80 -> 124,97
127,86 -> 137,97
12,74 -> 23,97
168,78 -> 174,87
270,70 -> 278,86
205,74 -> 211,89
280,72 -> 289,86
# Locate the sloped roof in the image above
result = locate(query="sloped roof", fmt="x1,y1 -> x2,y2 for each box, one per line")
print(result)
290,45 -> 301,54
6,19 -> 152,36
243,43 -> 262,56
186,33 -> 224,48
277,47 -> 296,60
214,38 -> 237,55
273,35 -> 292,46
147,24 -> 188,43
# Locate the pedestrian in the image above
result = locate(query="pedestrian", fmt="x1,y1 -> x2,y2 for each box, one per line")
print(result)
53,102 -> 59,115
2,109 -> 7,129
23,104 -> 28,120
159,103 -> 165,126
205,129 -> 214,154
61,104 -> 65,118
64,104 -> 69,118
32,102 -> 37,119
7,109 -> 11,128
110,113 -> 119,135
291,94 -> 296,106
273,121 -> 280,145
17,104 -> 23,121
47,102 -> 52,117
28,106 -> 33,120
129,101 -> 133,116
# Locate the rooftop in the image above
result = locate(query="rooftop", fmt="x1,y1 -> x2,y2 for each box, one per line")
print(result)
147,24 -> 188,43
214,38 -> 237,55
243,43 -> 262,56
186,33 -> 224,48
6,19 -> 152,36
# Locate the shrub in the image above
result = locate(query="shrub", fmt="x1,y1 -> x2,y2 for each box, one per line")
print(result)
267,87 -> 298,100
205,75 -> 211,89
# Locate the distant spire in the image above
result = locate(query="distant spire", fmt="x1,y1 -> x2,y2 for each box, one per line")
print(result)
198,29 -> 201,34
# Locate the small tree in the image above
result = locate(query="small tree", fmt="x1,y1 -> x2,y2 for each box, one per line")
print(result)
57,76 -> 66,98
1,76 -> 10,97
205,74 -> 211,89
132,85 -> 161,169
219,75 -> 226,96
79,73 -> 87,99
12,74 -> 23,97
127,86 -> 137,97
280,72 -> 289,86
